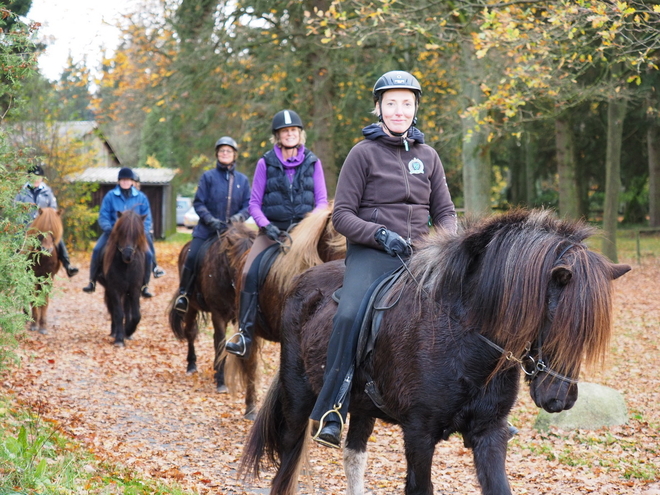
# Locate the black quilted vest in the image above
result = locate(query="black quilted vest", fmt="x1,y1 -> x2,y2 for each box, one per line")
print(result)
261,148 -> 317,230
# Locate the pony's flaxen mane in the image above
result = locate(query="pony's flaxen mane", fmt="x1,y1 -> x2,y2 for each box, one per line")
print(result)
29,207 -> 63,245
104,210 -> 148,272
270,203 -> 346,293
407,208 -> 614,377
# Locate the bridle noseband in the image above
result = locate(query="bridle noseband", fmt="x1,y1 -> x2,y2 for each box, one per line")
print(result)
477,333 -> 578,385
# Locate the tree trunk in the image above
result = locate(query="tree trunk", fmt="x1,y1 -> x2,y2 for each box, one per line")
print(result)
309,60 -> 336,196
648,119 -> 660,227
602,97 -> 628,262
554,116 -> 580,219
459,37 -> 491,216
524,129 -> 537,206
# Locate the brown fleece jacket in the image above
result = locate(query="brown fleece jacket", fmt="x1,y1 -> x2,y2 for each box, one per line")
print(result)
332,124 -> 457,250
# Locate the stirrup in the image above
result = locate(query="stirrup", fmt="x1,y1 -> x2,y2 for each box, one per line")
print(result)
174,294 -> 189,314
225,332 -> 247,357
312,407 -> 344,449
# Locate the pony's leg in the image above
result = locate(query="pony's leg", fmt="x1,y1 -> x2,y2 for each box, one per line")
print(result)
184,308 -> 198,373
30,303 -> 39,332
402,426 -> 436,495
107,292 -> 125,346
38,298 -> 49,334
210,312 -> 227,393
239,348 -> 259,420
468,427 -> 512,495
125,292 -> 141,339
344,415 -> 376,495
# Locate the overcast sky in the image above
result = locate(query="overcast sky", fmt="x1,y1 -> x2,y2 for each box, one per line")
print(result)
26,0 -> 133,81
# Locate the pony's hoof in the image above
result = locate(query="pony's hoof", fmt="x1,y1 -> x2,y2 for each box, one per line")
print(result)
244,409 -> 257,421
113,341 -> 125,348
186,365 -> 197,374
28,325 -> 37,332
38,328 -> 48,335
216,384 -> 228,394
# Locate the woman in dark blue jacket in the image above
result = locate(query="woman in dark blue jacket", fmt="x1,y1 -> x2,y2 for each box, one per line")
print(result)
174,137 -> 251,314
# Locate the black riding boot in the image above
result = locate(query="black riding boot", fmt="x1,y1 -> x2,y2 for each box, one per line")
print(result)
225,290 -> 258,359
174,266 -> 195,314
57,240 -> 79,277
82,255 -> 100,293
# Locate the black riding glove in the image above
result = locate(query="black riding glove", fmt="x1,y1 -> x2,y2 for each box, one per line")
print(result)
375,227 -> 410,257
264,223 -> 281,241
208,217 -> 227,233
229,213 -> 245,224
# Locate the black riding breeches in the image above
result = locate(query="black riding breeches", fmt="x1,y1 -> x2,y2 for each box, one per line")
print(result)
310,243 -> 404,424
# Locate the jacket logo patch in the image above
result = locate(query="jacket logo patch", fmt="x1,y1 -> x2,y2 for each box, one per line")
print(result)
408,158 -> 425,175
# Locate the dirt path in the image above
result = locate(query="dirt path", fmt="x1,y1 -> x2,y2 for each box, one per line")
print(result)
2,244 -> 659,494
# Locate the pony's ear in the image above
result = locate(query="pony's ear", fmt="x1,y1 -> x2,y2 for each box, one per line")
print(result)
57,209 -> 63,216
140,214 -> 147,222
551,266 -> 572,286
117,211 -> 123,218
38,207 -> 44,215
610,263 -> 631,280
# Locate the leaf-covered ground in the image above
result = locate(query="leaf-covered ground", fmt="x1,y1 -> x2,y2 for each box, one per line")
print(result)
2,240 -> 659,494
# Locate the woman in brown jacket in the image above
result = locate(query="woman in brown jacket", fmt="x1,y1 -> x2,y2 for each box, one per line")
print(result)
311,71 -> 457,448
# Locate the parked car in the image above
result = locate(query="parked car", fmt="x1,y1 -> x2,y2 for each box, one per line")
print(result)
176,197 -> 192,225
183,206 -> 199,229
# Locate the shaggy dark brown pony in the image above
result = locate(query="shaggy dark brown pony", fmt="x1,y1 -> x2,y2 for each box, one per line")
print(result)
241,209 -> 630,495
168,222 -> 256,392
98,210 -> 148,347
27,207 -> 63,334
227,205 -> 346,419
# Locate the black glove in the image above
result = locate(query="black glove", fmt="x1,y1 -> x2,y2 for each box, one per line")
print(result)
375,227 -> 410,257
208,217 -> 227,233
229,213 -> 245,223
264,223 -> 281,241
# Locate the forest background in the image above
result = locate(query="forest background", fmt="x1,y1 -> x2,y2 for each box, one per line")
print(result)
3,0 -> 660,263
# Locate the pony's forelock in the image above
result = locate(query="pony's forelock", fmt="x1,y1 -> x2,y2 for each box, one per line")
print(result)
30,208 -> 63,245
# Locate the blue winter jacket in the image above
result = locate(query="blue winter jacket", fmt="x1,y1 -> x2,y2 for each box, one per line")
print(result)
98,185 -> 153,234
192,162 -> 251,240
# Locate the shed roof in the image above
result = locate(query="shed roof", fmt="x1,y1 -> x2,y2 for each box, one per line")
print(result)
73,167 -> 177,185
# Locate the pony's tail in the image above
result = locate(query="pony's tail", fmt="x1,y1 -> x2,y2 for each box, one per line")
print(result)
240,372 -> 309,495
240,372 -> 284,477
167,294 -> 197,341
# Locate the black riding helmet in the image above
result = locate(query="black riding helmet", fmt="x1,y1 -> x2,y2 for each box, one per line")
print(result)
28,164 -> 46,176
372,70 -> 422,138
271,110 -> 303,133
118,167 -> 134,180
372,70 -> 422,103
215,136 -> 238,152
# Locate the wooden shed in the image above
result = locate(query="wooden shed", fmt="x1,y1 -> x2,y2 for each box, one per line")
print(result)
73,167 -> 177,239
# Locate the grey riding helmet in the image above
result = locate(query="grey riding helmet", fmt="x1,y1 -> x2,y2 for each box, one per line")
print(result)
215,136 -> 238,152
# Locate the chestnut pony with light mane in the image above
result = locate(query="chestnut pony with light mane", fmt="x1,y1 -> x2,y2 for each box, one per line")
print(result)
28,207 -> 64,334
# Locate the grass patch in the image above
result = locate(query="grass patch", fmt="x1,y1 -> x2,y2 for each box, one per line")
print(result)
163,232 -> 192,244
0,395 -> 191,495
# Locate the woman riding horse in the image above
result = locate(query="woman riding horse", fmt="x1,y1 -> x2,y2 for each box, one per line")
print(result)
311,71 -> 458,448
173,136 -> 251,315
15,163 -> 78,278
225,109 -> 328,359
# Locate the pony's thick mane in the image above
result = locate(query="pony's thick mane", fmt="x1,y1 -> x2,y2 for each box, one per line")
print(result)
270,203 -> 346,294
406,208 -> 614,377
29,207 -> 63,245
223,222 -> 257,276
103,210 -> 148,272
